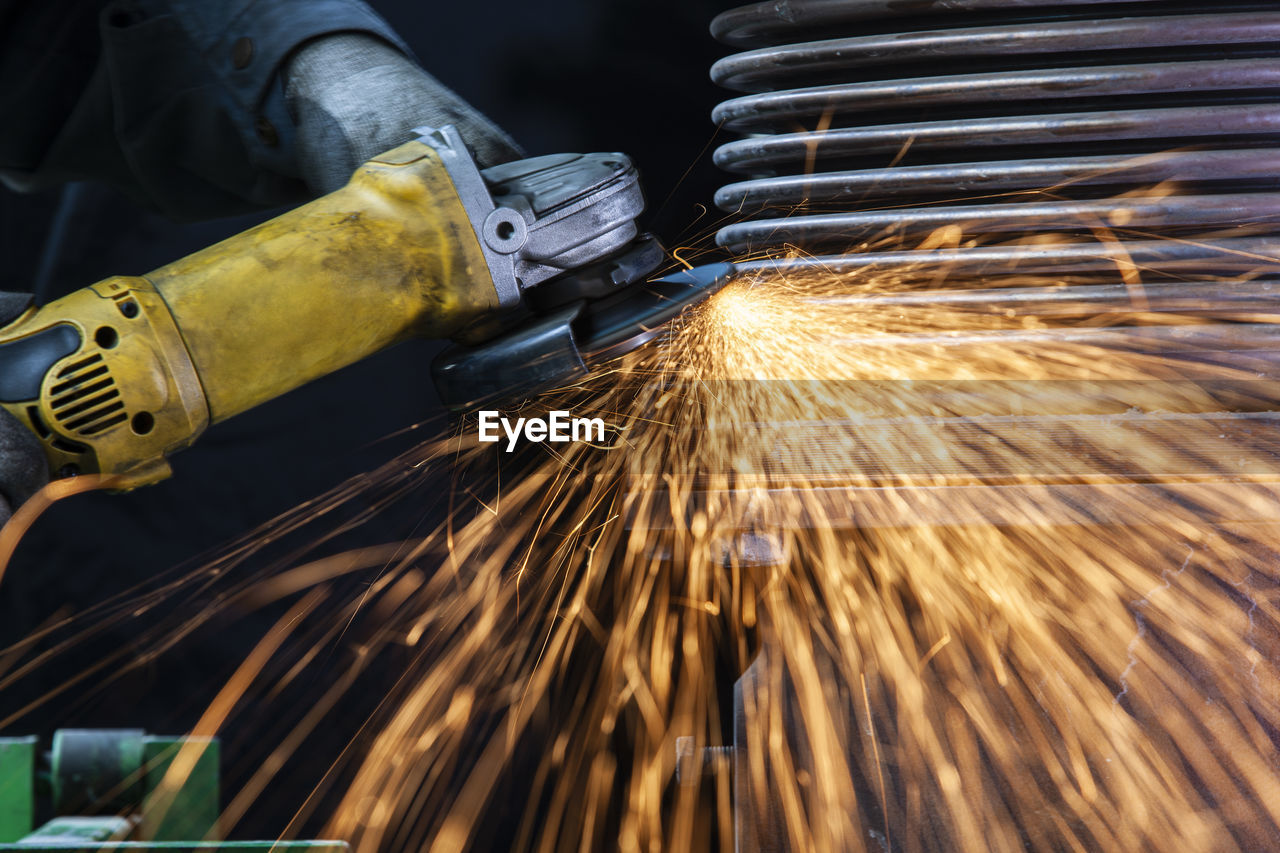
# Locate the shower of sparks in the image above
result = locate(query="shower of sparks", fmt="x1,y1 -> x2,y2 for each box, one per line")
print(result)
6,228 -> 1280,851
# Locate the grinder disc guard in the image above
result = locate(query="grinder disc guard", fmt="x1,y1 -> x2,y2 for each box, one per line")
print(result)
431,253 -> 734,409
576,262 -> 736,362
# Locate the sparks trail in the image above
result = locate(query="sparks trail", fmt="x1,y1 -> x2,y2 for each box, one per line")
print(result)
298,259 -> 1280,848
7,215 -> 1280,850
1114,544 -> 1195,710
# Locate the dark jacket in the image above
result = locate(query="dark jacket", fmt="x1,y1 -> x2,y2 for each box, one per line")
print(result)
0,0 -> 406,220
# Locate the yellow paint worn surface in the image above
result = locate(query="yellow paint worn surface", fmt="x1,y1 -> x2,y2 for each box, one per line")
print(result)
149,140 -> 495,422
0,140 -> 497,485
0,277 -> 207,487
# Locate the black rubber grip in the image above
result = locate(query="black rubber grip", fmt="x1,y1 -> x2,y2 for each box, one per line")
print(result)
0,324 -> 82,403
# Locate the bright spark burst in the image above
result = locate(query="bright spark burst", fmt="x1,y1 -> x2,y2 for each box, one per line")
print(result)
7,229 -> 1280,851
322,257 -> 1280,851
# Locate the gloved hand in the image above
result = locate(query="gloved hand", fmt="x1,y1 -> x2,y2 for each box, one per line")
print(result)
0,293 -> 49,525
284,34 -> 525,196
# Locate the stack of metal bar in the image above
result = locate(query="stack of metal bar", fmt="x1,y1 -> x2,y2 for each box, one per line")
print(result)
702,0 -> 1280,520
713,0 -> 1280,274
700,5 -> 1280,849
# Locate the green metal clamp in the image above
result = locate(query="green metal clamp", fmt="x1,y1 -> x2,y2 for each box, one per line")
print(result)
0,731 -> 345,852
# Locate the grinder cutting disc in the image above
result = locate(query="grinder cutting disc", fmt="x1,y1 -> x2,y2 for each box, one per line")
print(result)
577,262 -> 736,364
431,259 -> 735,408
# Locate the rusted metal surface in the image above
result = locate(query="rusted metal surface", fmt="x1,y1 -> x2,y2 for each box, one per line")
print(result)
628,480 -> 1280,529
731,236 -> 1280,277
711,14 -> 1280,93
717,150 -> 1280,210
718,192 -> 1280,251
711,0 -> 1212,48
714,60 -> 1280,132
799,280 -> 1280,320
714,104 -> 1280,173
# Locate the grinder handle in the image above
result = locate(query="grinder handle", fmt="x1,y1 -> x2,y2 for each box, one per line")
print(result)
0,139 -> 498,489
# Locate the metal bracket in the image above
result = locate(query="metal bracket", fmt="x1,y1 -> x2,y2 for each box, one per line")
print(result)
414,125 -> 647,309
414,125 -> 522,309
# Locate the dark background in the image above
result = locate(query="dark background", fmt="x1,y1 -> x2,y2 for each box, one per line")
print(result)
0,0 -> 739,840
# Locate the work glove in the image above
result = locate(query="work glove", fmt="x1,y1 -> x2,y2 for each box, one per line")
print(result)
284,33 -> 524,196
0,293 -> 50,526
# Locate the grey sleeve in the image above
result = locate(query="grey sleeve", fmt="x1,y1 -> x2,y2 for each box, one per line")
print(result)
0,293 -> 48,524
0,0 -> 411,220
0,410 -> 46,525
